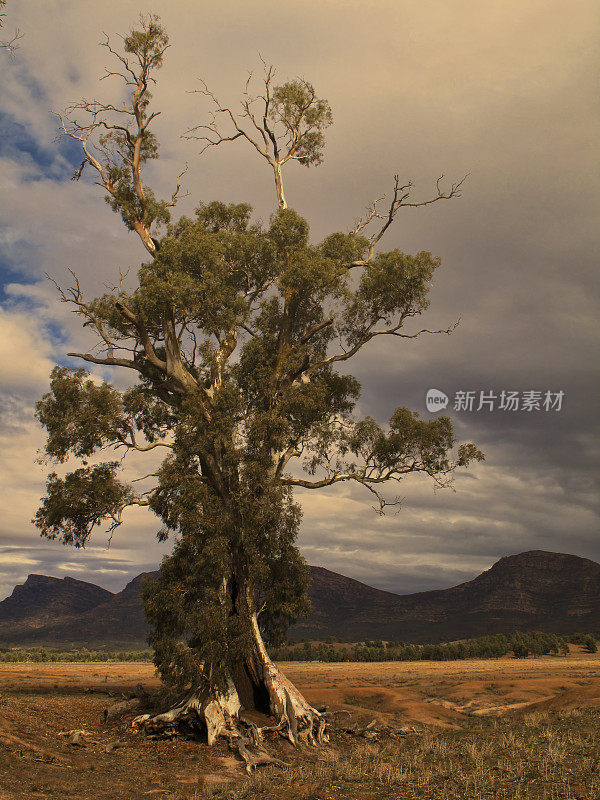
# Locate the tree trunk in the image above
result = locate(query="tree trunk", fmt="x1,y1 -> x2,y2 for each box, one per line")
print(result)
273,162 -> 287,210
133,607 -> 325,748
242,612 -> 326,744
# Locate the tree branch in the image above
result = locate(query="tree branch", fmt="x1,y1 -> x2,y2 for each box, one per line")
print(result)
0,0 -> 22,54
186,65 -> 332,210
299,317 -> 334,345
352,174 -> 468,260
317,320 -> 459,371
116,424 -> 173,453
114,301 -> 167,372
66,351 -> 140,370
106,495 -> 152,541
55,17 -> 178,257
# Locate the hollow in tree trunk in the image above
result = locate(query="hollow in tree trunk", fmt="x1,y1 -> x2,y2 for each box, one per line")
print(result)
134,614 -> 325,748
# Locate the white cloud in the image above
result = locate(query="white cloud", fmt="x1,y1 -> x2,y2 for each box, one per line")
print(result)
0,308 -> 54,389
0,552 -> 38,567
0,0 -> 598,601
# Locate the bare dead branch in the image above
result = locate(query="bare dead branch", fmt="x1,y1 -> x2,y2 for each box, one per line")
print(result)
186,65 -> 332,210
47,271 -> 124,360
371,319 -> 460,339
54,20 -> 176,257
0,26 -> 21,54
0,1 -> 22,54
350,196 -> 386,236
166,162 -> 190,207
351,174 -> 468,259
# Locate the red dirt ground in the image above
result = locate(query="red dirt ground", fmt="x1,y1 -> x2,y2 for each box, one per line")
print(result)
1,652 -> 598,799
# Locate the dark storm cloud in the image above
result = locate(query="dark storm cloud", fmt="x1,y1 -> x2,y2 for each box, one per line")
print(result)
0,0 -> 598,599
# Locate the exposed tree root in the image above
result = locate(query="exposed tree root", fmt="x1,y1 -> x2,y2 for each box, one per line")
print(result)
133,678 -> 243,746
231,738 -> 290,774
132,615 -> 326,767
134,696 -> 292,773
244,612 -> 327,747
133,674 -> 325,747
133,641 -> 326,764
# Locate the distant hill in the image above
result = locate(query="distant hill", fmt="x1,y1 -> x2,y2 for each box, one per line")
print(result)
0,572 -> 155,649
1,551 -> 598,647
296,551 -> 600,641
0,574 -> 113,636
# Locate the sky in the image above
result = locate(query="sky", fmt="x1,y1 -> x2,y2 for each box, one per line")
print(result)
0,0 -> 598,601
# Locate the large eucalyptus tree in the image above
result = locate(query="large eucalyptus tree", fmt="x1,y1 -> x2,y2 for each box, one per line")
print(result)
35,15 -> 482,747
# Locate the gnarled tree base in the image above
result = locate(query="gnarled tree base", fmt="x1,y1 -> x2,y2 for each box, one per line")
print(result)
132,651 -> 327,763
133,678 -> 243,746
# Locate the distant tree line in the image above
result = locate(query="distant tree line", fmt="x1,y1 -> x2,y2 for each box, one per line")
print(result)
269,631 -> 598,662
0,631 -> 595,663
567,633 -> 598,653
0,648 -> 153,662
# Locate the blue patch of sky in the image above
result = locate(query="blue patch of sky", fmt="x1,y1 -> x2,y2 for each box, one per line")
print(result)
0,66 -> 79,312
0,261 -> 37,304
0,233 -> 43,296
10,64 -> 46,103
0,258 -> 68,356
0,109 -> 81,181
1,63 -> 83,180
44,321 -> 69,347
0,68 -> 113,372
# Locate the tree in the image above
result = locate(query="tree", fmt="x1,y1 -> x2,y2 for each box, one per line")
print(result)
0,0 -> 22,54
35,14 -> 483,748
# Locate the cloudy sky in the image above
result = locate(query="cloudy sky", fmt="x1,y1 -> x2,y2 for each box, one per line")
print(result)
0,0 -> 598,601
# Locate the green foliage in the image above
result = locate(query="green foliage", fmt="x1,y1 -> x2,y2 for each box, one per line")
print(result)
0,648 -> 152,662
34,463 -> 133,547
97,14 -> 171,237
123,13 -> 168,66
37,17 -> 484,695
36,367 -> 127,461
270,631 -> 571,662
349,250 -> 439,331
270,80 -> 333,166
143,471 -> 309,691
36,196 -> 482,686
568,632 -> 598,653
196,201 -> 253,233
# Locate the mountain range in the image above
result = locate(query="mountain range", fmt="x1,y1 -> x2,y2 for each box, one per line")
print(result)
1,550 -> 598,647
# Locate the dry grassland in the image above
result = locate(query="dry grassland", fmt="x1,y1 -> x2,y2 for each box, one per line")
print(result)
0,652 -> 598,799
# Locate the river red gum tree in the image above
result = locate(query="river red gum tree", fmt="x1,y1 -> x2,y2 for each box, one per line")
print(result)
35,15 -> 483,749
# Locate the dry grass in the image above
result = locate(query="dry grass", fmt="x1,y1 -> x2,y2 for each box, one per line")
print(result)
1,657 -> 599,799
210,708 -> 600,800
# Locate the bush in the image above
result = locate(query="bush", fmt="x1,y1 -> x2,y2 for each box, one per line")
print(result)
569,632 -> 597,653
269,630 -> 572,663
0,648 -> 153,662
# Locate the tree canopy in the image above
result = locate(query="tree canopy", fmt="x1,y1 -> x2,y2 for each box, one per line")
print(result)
34,14 -> 483,745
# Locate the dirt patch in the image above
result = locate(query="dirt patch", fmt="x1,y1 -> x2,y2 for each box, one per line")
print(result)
0,654 -> 599,798
284,653 -> 600,728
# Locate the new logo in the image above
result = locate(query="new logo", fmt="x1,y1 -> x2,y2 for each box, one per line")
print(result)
426,389 -> 449,413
